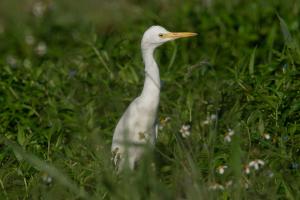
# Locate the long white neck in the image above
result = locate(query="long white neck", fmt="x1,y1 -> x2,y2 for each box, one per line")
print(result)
140,47 -> 160,106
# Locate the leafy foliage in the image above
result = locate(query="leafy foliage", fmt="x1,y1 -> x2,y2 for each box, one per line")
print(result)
0,0 -> 300,199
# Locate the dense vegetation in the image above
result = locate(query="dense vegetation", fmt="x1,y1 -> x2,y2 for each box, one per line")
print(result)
0,0 -> 300,199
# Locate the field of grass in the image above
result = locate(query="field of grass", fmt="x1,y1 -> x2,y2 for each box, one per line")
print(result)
0,0 -> 300,199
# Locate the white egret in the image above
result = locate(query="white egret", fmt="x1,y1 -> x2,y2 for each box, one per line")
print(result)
111,25 -> 197,171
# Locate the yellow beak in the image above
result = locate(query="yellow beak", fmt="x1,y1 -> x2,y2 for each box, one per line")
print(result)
161,32 -> 197,39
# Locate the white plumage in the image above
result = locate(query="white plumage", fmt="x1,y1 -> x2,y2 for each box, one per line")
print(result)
111,25 -> 197,171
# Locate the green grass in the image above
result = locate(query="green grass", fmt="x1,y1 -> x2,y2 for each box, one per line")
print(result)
1,0 -> 300,199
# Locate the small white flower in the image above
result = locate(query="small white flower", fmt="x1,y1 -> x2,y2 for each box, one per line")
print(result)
35,42 -> 47,56
224,129 -> 234,143
249,161 -> 258,170
209,183 -> 224,190
244,164 -> 251,174
243,181 -> 249,189
202,119 -> 210,125
225,180 -> 233,187
249,159 -> 265,170
228,129 -> 234,136
263,133 -> 270,140
210,114 -> 217,120
257,159 -> 265,165
32,1 -> 47,17
224,135 -> 232,142
180,124 -> 191,138
216,165 -> 228,175
6,55 -> 17,67
41,172 -> 52,184
202,114 -> 217,125
159,117 -> 171,130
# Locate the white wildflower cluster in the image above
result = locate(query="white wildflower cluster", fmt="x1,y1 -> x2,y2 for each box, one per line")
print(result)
215,158 -> 266,176
244,159 -> 265,174
209,180 -> 233,191
24,31 -> 47,56
224,129 -> 234,142
202,114 -> 217,125
180,124 -> 191,138
211,159 -> 266,190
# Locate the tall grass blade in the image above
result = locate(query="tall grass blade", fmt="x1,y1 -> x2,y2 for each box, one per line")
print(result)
2,138 -> 90,199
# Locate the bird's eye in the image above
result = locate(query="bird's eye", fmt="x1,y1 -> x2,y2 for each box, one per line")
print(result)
158,33 -> 163,38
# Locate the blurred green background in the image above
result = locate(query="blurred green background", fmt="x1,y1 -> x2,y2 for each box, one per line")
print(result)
0,0 -> 300,199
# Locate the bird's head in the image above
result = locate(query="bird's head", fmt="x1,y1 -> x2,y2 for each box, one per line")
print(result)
141,25 -> 197,51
